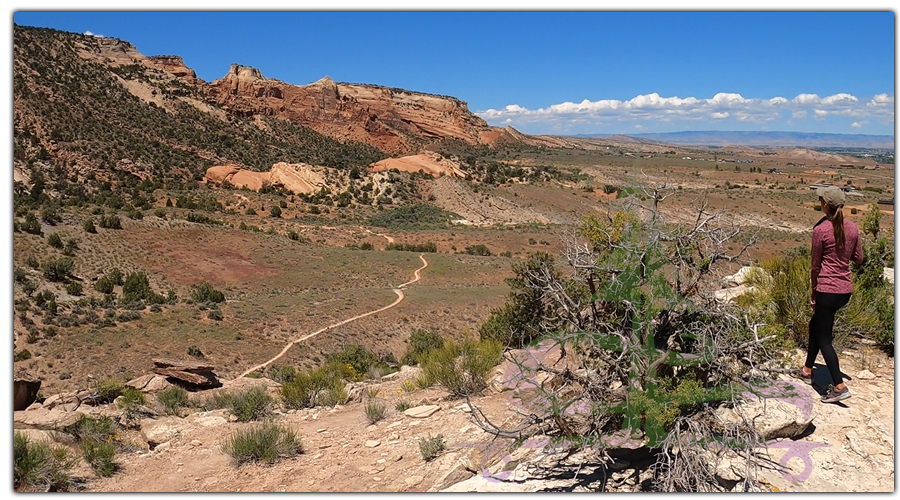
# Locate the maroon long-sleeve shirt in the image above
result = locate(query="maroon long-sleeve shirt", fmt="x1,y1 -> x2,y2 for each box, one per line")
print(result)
811,216 -> 864,294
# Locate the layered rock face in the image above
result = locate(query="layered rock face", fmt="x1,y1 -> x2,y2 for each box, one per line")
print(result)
144,55 -> 199,83
205,64 -> 501,154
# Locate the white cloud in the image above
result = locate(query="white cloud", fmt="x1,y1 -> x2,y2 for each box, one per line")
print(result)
476,91 -> 894,132
634,124 -> 645,130
84,31 -> 105,38
851,121 -> 862,128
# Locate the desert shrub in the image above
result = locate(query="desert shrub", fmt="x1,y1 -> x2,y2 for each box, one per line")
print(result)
14,349 -> 32,362
395,401 -> 412,412
327,344 -> 379,377
368,203 -> 458,229
418,434 -> 446,462
14,432 -> 77,491
207,386 -> 273,422
98,214 -> 122,229
420,337 -> 503,396
267,365 -> 298,384
41,256 -> 74,282
117,388 -> 147,411
190,282 -> 225,303
157,386 -> 190,416
464,244 -> 492,256
66,415 -> 119,444
26,254 -> 40,269
278,364 -> 348,409
270,205 -> 282,218
401,329 -> 445,365
207,309 -> 224,321
603,184 -> 619,194
480,252 -> 561,348
93,379 -> 125,403
385,241 -> 438,253
154,209 -> 167,219
245,207 -> 257,216
364,399 -> 387,424
220,421 -> 303,465
48,232 -> 63,248
65,281 -> 83,296
122,271 -> 165,304
21,213 -> 43,235
187,345 -> 204,358
81,439 -> 117,477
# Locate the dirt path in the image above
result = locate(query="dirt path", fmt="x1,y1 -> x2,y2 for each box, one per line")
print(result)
236,254 -> 428,379
363,227 -> 395,244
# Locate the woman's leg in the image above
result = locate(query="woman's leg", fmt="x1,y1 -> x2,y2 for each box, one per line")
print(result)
804,314 -> 819,373
809,292 -> 852,386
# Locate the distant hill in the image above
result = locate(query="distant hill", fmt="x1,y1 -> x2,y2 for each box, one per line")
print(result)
576,131 -> 894,149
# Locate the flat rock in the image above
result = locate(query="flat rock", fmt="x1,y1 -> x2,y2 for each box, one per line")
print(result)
14,407 -> 82,429
365,440 -> 381,448
716,394 -> 816,440
856,370 -> 877,380
404,405 -> 440,418
140,416 -> 189,448
404,475 -> 424,486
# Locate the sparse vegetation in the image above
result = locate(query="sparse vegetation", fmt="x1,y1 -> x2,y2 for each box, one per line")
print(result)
14,432 -> 78,491
418,434 -> 446,462
205,385 -> 273,422
157,386 -> 190,416
220,421 -> 303,465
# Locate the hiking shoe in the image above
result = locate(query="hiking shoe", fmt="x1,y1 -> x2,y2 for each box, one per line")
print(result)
821,385 -> 851,404
794,368 -> 813,385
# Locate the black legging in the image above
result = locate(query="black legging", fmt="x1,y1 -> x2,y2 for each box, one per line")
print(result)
805,292 -> 852,386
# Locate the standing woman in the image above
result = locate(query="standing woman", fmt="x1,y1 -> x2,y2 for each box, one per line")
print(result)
797,186 -> 864,403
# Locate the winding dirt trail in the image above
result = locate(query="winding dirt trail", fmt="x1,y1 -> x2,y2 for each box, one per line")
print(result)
236,254 -> 428,379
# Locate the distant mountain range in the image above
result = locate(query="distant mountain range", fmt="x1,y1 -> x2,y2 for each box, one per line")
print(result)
575,131 -> 895,149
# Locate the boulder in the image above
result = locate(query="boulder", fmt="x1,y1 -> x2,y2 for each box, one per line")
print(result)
140,416 -> 189,448
722,266 -> 765,287
151,358 -> 220,388
126,374 -> 173,392
14,378 -> 42,411
713,284 -> 756,303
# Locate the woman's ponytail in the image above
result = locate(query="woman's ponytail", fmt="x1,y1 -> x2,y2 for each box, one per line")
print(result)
832,205 -> 846,255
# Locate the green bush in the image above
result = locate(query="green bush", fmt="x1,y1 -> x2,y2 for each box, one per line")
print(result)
327,344 -> 379,377
206,385 -> 273,422
117,388 -> 147,411
14,432 -> 77,491
465,244 -> 492,256
122,271 -> 165,304
14,349 -> 32,362
420,337 -> 503,396
41,256 -> 74,282
190,282 -> 225,303
401,329 -> 445,365
65,281 -> 83,296
157,386 -> 190,416
418,434 -> 446,462
21,213 -> 43,235
220,421 -> 303,465
94,379 -> 125,403
66,415 -> 119,444
279,365 -> 345,409
270,205 -> 282,218
98,214 -> 122,229
364,399 -> 387,424
48,232 -> 63,248
81,438 -> 117,477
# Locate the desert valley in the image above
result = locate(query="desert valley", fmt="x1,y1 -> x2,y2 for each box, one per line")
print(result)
11,25 -> 895,493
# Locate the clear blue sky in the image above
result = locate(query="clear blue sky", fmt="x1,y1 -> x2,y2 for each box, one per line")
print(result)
10,10 -> 896,136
